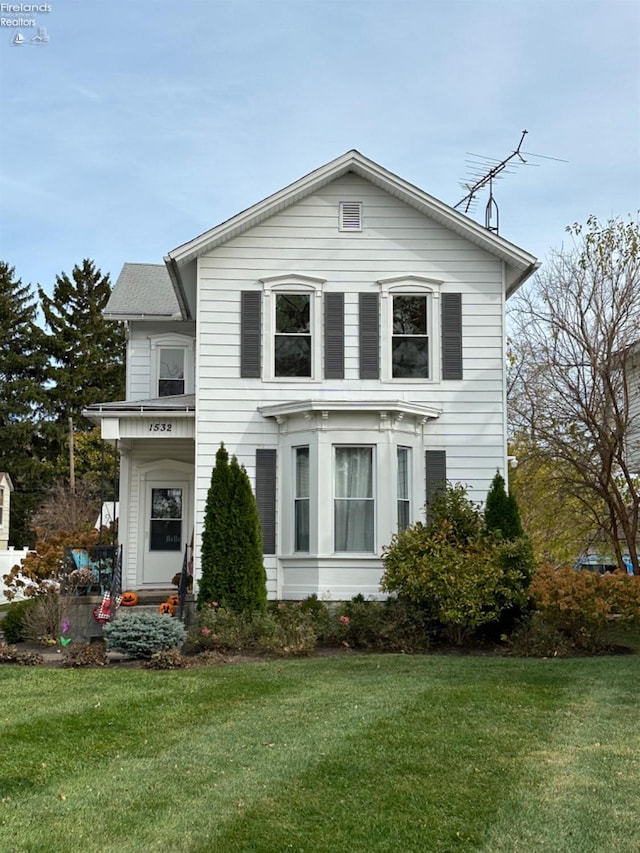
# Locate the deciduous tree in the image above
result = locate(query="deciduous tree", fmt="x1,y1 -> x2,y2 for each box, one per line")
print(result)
509,216 -> 640,571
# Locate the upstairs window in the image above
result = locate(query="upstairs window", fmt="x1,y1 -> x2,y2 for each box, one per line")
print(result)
275,294 -> 311,377
392,295 -> 429,378
158,348 -> 185,396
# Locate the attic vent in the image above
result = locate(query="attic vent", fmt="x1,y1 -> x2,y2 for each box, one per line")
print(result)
339,201 -> 362,232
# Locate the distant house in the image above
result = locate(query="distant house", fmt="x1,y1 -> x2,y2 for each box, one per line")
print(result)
0,472 -> 13,550
85,150 -> 539,600
627,343 -> 640,473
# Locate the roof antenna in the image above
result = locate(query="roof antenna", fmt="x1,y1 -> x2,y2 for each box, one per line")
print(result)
454,131 -> 566,235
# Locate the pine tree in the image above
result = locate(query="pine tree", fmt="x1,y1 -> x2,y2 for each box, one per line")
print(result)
39,259 -> 125,429
0,262 -> 51,545
484,471 -> 524,540
199,444 -> 267,611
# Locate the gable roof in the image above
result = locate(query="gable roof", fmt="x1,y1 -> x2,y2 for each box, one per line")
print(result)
104,263 -> 182,320
0,472 -> 14,491
164,149 -> 539,314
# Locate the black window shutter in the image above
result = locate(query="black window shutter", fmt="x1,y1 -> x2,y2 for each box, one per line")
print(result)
255,449 -> 276,554
425,450 -> 447,522
324,293 -> 344,379
442,293 -> 462,380
240,291 -> 261,378
359,292 -> 379,379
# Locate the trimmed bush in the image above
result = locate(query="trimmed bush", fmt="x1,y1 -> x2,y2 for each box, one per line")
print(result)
0,642 -> 44,666
502,613 -> 572,658
190,605 -> 270,654
530,564 -> 640,652
62,642 -> 108,668
144,650 -> 190,669
1,597 -> 38,644
381,483 -> 533,645
103,612 -> 186,659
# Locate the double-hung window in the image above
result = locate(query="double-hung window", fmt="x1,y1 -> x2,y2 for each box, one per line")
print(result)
392,294 -> 429,378
0,487 -> 3,526
397,447 -> 411,530
294,447 -> 310,552
158,348 -> 185,396
334,446 -> 374,552
275,294 -> 311,377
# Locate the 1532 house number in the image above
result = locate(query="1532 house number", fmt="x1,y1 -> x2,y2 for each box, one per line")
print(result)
149,422 -> 173,432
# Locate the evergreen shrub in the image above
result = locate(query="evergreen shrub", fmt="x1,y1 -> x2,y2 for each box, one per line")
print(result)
199,444 -> 267,612
381,483 -> 534,645
1,598 -> 38,644
103,612 -> 186,659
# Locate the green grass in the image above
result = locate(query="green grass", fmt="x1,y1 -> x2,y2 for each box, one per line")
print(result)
1,655 -> 639,852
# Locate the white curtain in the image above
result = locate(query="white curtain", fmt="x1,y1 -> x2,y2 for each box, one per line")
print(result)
335,447 -> 374,551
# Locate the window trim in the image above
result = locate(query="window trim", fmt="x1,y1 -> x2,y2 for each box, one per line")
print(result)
378,276 -> 443,382
260,274 -> 325,382
149,333 -> 194,398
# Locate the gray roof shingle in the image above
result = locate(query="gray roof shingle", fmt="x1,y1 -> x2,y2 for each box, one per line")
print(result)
105,263 -> 181,318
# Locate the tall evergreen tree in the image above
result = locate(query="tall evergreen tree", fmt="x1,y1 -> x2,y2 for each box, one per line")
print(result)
39,259 -> 125,430
199,444 -> 267,612
0,262 -> 51,545
484,471 -> 524,540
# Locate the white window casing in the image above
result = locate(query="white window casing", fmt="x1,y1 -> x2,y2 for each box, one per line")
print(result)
149,333 -> 195,398
259,274 -> 325,382
378,275 -> 443,382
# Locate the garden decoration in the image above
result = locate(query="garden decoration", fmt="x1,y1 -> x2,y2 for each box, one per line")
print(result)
60,619 -> 71,646
167,594 -> 179,608
92,592 -> 123,624
121,591 -> 138,607
158,601 -> 175,616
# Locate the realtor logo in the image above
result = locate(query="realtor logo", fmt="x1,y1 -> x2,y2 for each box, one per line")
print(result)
11,26 -> 48,44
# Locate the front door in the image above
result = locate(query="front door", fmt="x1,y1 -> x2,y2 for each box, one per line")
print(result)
143,481 -> 189,585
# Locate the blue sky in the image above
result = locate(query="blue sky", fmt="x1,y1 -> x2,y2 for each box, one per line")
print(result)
1,0 -> 638,299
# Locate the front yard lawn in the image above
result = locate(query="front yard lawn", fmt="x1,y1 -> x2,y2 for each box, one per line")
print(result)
1,654 -> 639,852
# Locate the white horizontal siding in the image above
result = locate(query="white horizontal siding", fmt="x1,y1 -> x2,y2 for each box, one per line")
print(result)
185,174 -> 510,593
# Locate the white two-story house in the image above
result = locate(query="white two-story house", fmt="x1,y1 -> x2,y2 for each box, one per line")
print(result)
86,150 -> 538,600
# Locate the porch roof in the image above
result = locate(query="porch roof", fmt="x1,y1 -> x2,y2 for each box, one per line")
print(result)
83,394 -> 196,418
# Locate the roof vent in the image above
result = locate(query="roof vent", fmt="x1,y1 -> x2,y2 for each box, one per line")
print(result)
339,201 -> 362,232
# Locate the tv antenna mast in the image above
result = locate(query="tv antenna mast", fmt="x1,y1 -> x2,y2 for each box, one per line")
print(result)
454,130 -> 565,235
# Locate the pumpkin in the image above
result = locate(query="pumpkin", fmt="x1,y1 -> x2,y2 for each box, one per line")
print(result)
121,590 -> 138,607
158,601 -> 175,616
167,594 -> 179,608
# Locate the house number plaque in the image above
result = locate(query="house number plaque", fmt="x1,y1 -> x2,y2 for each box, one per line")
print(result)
148,422 -> 174,433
